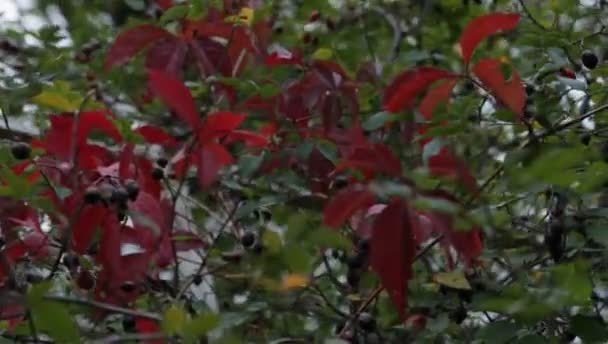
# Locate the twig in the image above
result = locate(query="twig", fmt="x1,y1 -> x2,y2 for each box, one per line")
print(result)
90,332 -> 166,344
370,6 -> 403,62
517,0 -> 548,31
26,309 -> 39,343
44,295 -> 162,320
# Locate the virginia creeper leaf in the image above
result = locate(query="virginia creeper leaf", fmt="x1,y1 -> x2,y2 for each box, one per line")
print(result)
104,25 -> 172,70
148,69 -> 201,129
370,198 -> 415,319
473,58 -> 525,118
459,13 -> 520,65
384,67 -> 455,112
323,185 -> 375,228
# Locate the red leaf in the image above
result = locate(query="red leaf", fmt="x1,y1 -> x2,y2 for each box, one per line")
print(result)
224,130 -> 270,147
323,185 -> 375,228
104,25 -> 172,70
155,0 -> 174,10
135,317 -> 163,344
419,79 -> 458,120
72,205 -> 108,254
265,48 -> 303,66
473,58 -> 525,117
134,125 -> 177,146
384,67 -> 455,112
145,37 -> 188,77
428,147 -> 477,193
459,13 -> 520,65
119,143 -> 135,179
148,69 -> 200,129
370,198 -> 415,319
199,111 -> 246,141
196,142 -> 234,188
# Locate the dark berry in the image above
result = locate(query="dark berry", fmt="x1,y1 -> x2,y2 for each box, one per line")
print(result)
450,306 -> 467,324
332,176 -> 348,189
581,134 -> 591,146
151,167 -> 164,180
308,10 -> 321,22
122,315 -> 136,332
346,269 -> 360,288
241,231 -> 256,248
326,18 -> 336,31
77,270 -> 95,290
63,253 -> 80,270
192,274 -> 203,286
26,272 -> 43,284
601,140 -> 608,163
545,222 -> 565,262
331,249 -> 342,259
252,243 -> 264,255
84,186 -> 102,205
582,50 -> 599,70
120,281 -> 136,293
458,289 -> 473,303
346,254 -> 365,269
562,331 -> 576,341
156,157 -> 169,168
525,83 -> 536,96
302,33 -> 311,44
123,179 -> 139,201
358,312 -> 376,332
357,238 -> 370,253
111,187 -> 129,205
11,142 -> 31,160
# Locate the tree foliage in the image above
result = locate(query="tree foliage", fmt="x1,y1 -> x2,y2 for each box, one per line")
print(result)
1,0 -> 608,342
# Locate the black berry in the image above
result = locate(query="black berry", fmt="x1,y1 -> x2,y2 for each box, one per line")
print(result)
63,253 -> 80,270
358,312 -> 376,332
252,243 -> 264,255
357,238 -> 370,253
156,157 -> 169,168
601,140 -> 608,163
151,167 -> 164,180
346,254 -> 365,269
450,305 -> 467,324
26,272 -> 43,284
192,274 -> 203,286
525,83 -> 536,96
11,142 -> 31,160
77,270 -> 95,290
332,176 -> 349,189
346,269 -> 360,288
111,187 -> 129,205
241,231 -> 256,248
581,134 -> 591,146
582,50 -> 599,70
84,186 -> 102,205
122,315 -> 136,332
120,281 -> 136,293
123,179 -> 139,201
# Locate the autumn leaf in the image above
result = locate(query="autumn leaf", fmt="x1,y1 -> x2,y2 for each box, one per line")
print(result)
323,185 -> 376,228
384,67 -> 455,112
473,58 -> 526,118
459,13 -> 520,65
148,69 -> 201,129
370,198 -> 415,320
104,25 -> 172,70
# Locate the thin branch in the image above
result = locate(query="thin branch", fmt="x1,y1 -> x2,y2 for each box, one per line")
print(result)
45,295 -> 162,321
517,0 -> 548,31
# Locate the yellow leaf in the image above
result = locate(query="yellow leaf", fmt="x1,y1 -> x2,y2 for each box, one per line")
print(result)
239,7 -> 254,26
433,271 -> 471,290
162,304 -> 188,336
312,48 -> 333,60
281,273 -> 309,290
31,91 -> 80,112
225,7 -> 254,26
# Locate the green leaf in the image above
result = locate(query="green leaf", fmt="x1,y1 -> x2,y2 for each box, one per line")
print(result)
550,259 -> 592,306
262,229 -> 282,254
162,304 -> 188,336
309,227 -> 352,250
29,302 -> 79,343
362,111 -> 395,131
433,271 -> 471,290
570,315 -> 608,342
587,224 -> 608,246
183,312 -> 220,343
238,153 -> 264,177
160,4 -> 189,23
282,244 -> 311,273
312,48 -> 334,60
475,321 -> 519,344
